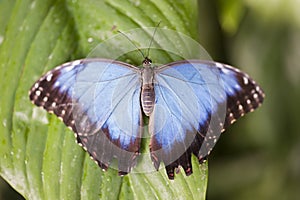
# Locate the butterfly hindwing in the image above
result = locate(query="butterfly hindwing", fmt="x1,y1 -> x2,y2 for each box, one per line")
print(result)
29,59 -> 143,174
150,60 -> 264,179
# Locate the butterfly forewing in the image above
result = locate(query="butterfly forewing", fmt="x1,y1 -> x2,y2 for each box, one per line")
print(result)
29,59 -> 143,175
150,60 -> 264,179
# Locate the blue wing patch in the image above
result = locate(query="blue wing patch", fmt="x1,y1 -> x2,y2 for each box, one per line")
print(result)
150,60 -> 264,179
29,59 -> 143,174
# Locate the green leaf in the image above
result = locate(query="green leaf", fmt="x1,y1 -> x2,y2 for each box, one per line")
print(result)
0,0 -> 207,199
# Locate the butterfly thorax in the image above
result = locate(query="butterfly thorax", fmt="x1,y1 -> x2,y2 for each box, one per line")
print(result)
141,57 -> 155,116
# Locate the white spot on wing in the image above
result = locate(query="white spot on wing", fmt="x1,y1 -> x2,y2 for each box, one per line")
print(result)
255,86 -> 261,92
243,77 -> 249,85
46,73 -> 53,82
35,90 -> 41,96
253,93 -> 258,99
238,104 -> 243,111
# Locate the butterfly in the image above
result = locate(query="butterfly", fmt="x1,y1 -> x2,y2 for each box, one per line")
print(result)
29,56 -> 264,179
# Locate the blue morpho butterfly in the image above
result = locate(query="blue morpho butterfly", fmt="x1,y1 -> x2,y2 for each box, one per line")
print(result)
29,28 -> 264,179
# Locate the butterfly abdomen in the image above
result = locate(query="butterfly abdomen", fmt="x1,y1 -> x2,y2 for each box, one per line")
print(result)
141,84 -> 155,116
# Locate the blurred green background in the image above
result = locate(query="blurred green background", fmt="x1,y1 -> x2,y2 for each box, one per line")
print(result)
1,0 -> 299,199
198,1 -> 300,200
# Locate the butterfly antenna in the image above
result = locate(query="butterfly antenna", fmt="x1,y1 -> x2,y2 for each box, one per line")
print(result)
117,30 -> 145,58
146,21 -> 161,58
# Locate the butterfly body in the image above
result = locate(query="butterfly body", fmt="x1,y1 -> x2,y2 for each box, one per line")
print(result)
29,58 -> 264,179
141,57 -> 155,116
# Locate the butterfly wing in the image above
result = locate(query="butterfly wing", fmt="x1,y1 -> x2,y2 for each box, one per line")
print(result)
29,59 -> 143,175
150,60 -> 264,179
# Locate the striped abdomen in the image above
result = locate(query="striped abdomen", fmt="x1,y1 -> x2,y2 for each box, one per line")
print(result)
141,84 -> 155,116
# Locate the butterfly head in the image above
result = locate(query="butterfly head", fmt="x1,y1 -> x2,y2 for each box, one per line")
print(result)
142,57 -> 152,68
